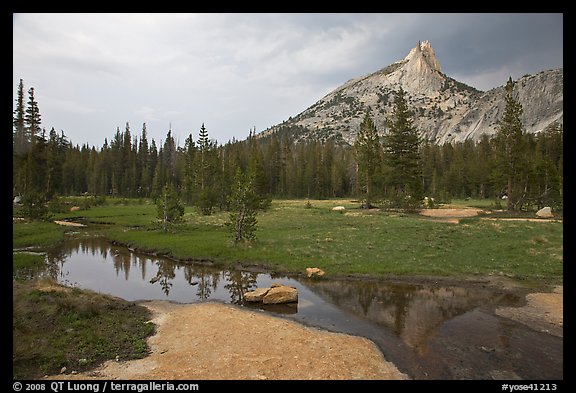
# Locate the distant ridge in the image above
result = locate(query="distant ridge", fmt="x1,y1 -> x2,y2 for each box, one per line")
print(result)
261,40 -> 563,145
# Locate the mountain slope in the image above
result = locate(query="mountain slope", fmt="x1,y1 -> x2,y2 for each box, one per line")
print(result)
261,41 -> 563,145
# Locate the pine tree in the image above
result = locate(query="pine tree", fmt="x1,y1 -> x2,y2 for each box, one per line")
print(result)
194,123 -> 219,215
156,184 -> 185,232
13,79 -> 28,198
25,87 -> 42,145
110,127 -> 123,196
149,139 -> 159,195
196,123 -> 210,191
138,123 -> 150,197
384,87 -> 423,208
21,88 -> 45,198
20,128 -> 50,219
163,129 -> 177,186
46,127 -> 64,197
227,168 -> 258,243
13,79 -> 28,156
121,122 -> 135,196
99,138 -> 112,195
354,112 -> 382,207
183,133 -> 196,204
494,77 -> 525,210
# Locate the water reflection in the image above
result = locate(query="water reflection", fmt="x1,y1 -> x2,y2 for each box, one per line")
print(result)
40,237 -> 262,305
304,280 -> 520,355
20,236 -> 562,379
41,237 -> 523,342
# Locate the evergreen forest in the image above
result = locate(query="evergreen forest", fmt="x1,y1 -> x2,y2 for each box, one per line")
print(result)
13,79 -> 563,215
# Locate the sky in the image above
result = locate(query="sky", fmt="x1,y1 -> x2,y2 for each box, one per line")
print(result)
13,13 -> 563,149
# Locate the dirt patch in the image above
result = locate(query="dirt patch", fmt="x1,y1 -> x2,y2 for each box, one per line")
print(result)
45,301 -> 408,380
496,286 -> 563,337
418,207 -> 484,224
420,207 -> 484,218
54,220 -> 86,227
481,217 -> 562,223
418,207 -> 562,224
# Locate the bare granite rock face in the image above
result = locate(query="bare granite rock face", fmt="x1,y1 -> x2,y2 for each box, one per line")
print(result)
261,40 -> 562,146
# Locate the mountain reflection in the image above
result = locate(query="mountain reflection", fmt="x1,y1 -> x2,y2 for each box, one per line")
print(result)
303,279 -> 520,354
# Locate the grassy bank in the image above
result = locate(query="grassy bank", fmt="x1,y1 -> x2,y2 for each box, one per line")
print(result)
13,252 -> 45,269
16,199 -> 563,283
13,279 -> 155,379
13,220 -> 67,249
74,199 -> 563,284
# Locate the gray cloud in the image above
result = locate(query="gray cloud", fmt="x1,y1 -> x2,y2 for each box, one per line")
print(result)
13,13 -> 562,148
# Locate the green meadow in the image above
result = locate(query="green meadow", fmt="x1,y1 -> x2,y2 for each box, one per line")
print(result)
28,198 -> 563,284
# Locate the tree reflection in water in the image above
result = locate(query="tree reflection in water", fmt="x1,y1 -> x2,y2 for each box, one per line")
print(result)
224,270 -> 258,304
183,265 -> 220,301
149,259 -> 176,296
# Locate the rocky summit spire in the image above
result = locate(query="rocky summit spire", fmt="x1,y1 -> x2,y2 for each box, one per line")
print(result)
389,40 -> 444,95
419,40 -> 442,72
403,40 -> 442,72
